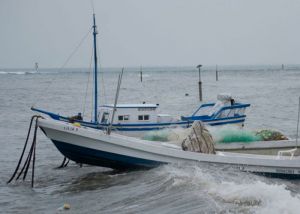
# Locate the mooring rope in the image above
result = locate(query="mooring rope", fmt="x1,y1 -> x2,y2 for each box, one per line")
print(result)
7,115 -> 41,187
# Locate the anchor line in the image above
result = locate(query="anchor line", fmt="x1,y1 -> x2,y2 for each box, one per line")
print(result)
7,115 -> 42,187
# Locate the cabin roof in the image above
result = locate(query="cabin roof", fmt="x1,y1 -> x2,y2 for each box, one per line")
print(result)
100,104 -> 158,109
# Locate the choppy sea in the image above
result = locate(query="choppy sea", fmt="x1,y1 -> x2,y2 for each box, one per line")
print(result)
1,65 -> 300,213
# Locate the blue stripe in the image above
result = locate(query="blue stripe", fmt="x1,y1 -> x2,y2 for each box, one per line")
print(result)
112,121 -> 189,127
114,119 -> 244,131
113,126 -> 188,132
100,105 -> 157,109
52,140 -> 163,169
185,115 -> 246,122
209,119 -> 245,126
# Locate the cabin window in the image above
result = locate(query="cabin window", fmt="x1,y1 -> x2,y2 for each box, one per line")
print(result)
118,115 -> 130,121
138,115 -> 150,121
101,112 -> 110,123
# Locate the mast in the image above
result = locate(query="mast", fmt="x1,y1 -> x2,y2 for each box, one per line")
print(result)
92,14 -> 98,122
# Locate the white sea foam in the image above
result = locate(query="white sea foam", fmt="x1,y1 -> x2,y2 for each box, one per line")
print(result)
209,180 -> 300,214
0,70 -> 37,75
159,164 -> 300,213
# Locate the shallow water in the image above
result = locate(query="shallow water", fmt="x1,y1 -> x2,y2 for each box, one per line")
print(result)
1,66 -> 300,213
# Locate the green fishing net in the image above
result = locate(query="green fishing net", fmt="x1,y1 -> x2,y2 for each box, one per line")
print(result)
216,129 -> 262,143
142,130 -> 170,142
142,127 -> 288,144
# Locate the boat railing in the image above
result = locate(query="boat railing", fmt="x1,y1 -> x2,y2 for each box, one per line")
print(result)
191,103 -> 215,116
277,148 -> 297,160
188,103 -> 250,120
212,103 -> 250,119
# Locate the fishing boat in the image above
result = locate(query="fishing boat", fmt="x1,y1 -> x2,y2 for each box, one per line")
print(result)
38,118 -> 300,178
30,12 -> 250,136
32,94 -> 250,137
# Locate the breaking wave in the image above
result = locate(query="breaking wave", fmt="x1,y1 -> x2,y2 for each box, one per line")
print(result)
155,164 -> 300,213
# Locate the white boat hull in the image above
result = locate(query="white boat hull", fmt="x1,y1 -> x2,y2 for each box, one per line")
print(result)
38,118 -> 300,178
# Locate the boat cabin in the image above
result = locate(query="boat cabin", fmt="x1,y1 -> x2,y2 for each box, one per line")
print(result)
98,104 -> 175,125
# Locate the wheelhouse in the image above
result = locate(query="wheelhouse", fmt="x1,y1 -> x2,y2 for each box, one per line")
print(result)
98,104 -> 159,124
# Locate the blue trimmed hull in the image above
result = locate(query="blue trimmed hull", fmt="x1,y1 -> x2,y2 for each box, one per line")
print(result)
52,140 -> 163,169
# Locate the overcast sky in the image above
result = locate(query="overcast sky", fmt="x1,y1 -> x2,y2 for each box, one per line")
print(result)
0,0 -> 300,68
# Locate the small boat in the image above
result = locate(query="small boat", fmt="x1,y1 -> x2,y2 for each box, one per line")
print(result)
32,94 -> 250,137
38,118 -> 300,178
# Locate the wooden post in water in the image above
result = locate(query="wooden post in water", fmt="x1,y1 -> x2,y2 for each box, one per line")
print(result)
197,64 -> 203,101
216,64 -> 218,81
35,62 -> 38,72
140,66 -> 143,82
198,81 -> 202,101
296,96 -> 300,148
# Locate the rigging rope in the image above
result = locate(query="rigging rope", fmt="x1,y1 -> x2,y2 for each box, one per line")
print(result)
96,36 -> 107,105
82,48 -> 94,119
32,28 -> 93,108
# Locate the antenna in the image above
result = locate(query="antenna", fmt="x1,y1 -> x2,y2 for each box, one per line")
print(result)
90,0 -> 95,14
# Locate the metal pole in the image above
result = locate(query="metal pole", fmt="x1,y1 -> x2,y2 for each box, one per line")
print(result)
197,65 -> 202,101
216,65 -> 218,81
92,14 -> 99,123
198,81 -> 202,101
35,62 -> 38,72
296,97 -> 300,148
140,66 -> 143,82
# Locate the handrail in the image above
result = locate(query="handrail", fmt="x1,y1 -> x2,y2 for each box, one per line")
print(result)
192,102 -> 250,117
192,103 -> 215,116
212,103 -> 250,119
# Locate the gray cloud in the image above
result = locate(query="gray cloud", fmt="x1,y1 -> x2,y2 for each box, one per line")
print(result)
0,0 -> 299,68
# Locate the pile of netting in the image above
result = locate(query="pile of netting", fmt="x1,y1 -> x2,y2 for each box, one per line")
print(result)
142,125 -> 289,144
208,126 -> 288,143
211,128 -> 261,143
142,128 -> 190,143
255,129 -> 288,141
181,121 -> 215,153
